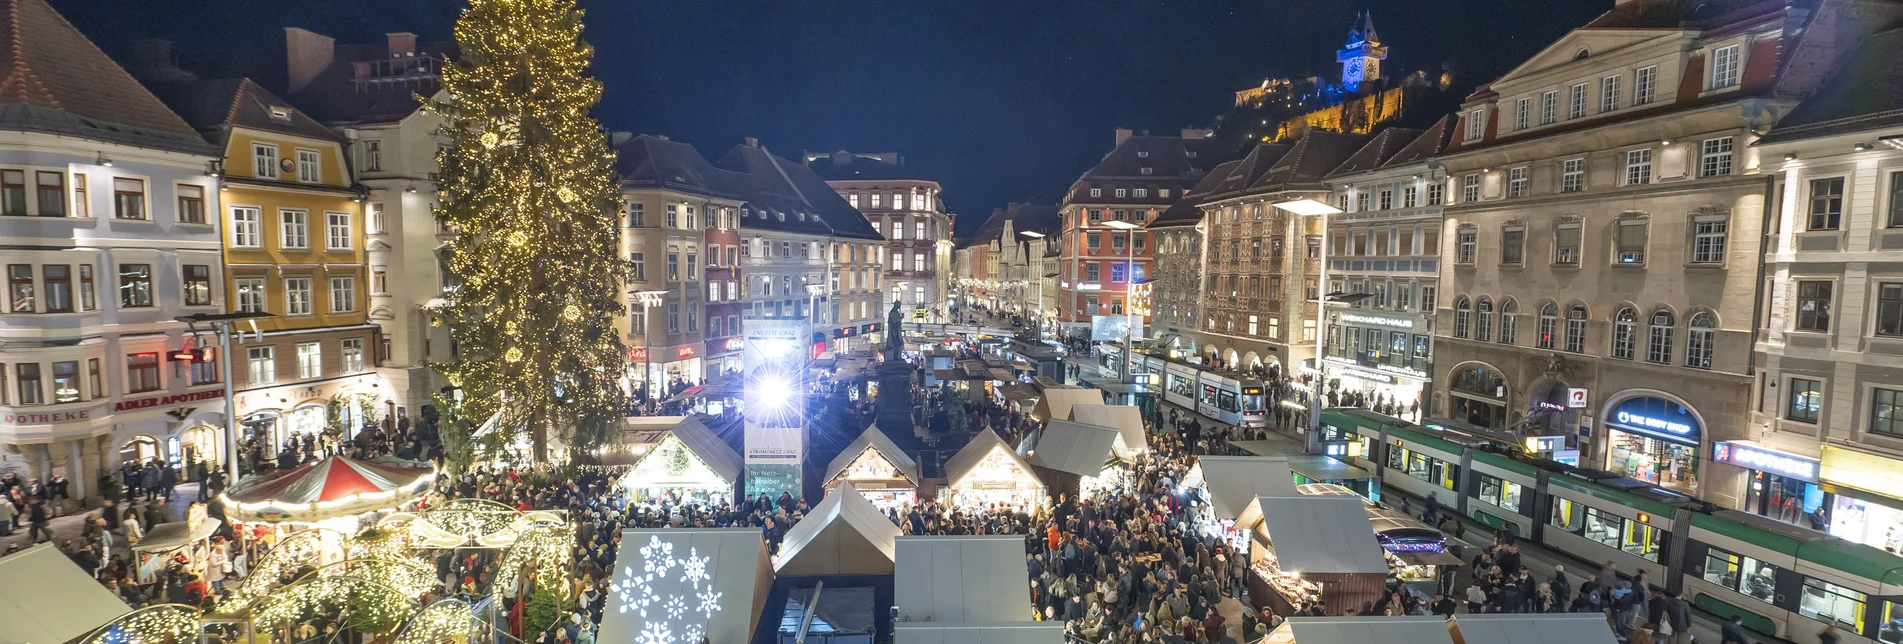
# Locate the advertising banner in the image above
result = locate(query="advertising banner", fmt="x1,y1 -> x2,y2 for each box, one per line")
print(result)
1091,315 -> 1141,342
742,319 -> 808,498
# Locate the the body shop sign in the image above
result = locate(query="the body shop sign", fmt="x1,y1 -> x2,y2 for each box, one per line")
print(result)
1605,396 -> 1701,445
113,389 -> 225,412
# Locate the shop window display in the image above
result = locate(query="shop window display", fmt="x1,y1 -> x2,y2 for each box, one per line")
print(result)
1608,430 -> 1698,492
1829,495 -> 1903,554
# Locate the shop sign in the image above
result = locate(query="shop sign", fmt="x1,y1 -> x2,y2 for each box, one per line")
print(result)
675,346 -> 696,360
1606,396 -> 1701,445
1077,282 -> 1103,291
1820,444 -> 1903,496
834,327 -> 855,338
724,338 -> 745,352
627,347 -> 649,362
1568,388 -> 1590,408
1384,540 -> 1447,553
1524,435 -> 1567,453
1341,313 -> 1414,329
113,388 -> 225,413
862,323 -> 880,333
1714,441 -> 1819,483
2,407 -> 95,426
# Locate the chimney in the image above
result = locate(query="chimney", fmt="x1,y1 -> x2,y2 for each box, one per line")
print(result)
386,32 -> 417,56
284,28 -> 336,94
1114,128 -> 1134,147
743,137 -> 760,149
610,131 -> 634,147
1181,128 -> 1213,140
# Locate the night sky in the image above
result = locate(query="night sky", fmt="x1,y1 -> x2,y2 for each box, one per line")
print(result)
57,0 -> 1606,236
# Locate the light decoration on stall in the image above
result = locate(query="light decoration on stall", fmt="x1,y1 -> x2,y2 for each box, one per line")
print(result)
414,497 -> 528,542
347,525 -> 412,561
960,447 -> 1032,489
625,436 -> 723,488
79,604 -> 200,644
609,535 -> 724,644
218,528 -> 349,614
315,557 -> 442,599
495,522 -> 575,588
392,598 -> 485,644
250,574 -> 418,634
838,447 -> 902,482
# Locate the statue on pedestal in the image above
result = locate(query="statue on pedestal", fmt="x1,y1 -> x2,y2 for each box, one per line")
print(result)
876,301 -> 918,434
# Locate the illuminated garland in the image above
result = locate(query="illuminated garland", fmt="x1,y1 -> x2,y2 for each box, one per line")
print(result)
393,598 -> 485,644
218,528 -> 348,614
250,575 -> 418,634
79,604 -> 200,644
314,557 -> 442,599
494,522 -> 575,590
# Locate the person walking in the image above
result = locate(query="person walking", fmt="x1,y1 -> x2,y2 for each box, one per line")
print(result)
1719,617 -> 1752,644
0,496 -> 13,536
26,497 -> 50,543
1664,590 -> 1693,644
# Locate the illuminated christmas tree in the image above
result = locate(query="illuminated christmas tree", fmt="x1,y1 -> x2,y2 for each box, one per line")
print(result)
430,0 -> 629,461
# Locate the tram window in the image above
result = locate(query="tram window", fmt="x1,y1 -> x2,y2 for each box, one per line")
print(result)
1218,390 -> 1238,412
1711,549 -> 1778,604
1702,549 -> 1741,589
1583,507 -> 1624,551
1551,498 -> 1584,533
1386,447 -> 1405,471
1433,460 -> 1460,490
1406,452 -> 1432,481
1801,578 -> 1867,632
1623,519 -> 1663,562
1477,474 -> 1523,511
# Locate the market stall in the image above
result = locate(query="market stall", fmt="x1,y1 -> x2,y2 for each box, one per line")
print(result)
774,483 -> 902,576
598,528 -> 773,644
893,535 -> 1034,623
1262,616 -> 1456,644
0,543 -> 132,644
1069,403 -> 1148,458
133,503 -> 224,584
1446,613 -> 1618,644
894,622 -> 1065,644
1030,386 -> 1104,423
1020,419 -> 1121,501
617,416 -> 742,506
823,425 -> 922,510
1182,457 -> 1299,550
1365,507 -> 1462,594
220,455 -> 437,533
939,428 -> 1046,511
1237,495 -> 1388,616
1232,440 -> 1382,501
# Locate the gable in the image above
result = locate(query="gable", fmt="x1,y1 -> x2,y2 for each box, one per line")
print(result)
834,446 -> 907,483
950,445 -> 1036,489
627,435 -> 725,487
1491,30 -> 1678,94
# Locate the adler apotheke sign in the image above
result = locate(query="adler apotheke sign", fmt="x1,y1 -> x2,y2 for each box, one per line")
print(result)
113,389 -> 225,412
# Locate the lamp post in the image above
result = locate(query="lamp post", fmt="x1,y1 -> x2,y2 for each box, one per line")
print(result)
177,312 -> 275,483
630,290 -> 668,405
1102,219 -> 1141,384
1272,198 -> 1344,447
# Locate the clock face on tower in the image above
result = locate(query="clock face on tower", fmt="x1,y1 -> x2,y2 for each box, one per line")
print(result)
1344,58 -> 1364,86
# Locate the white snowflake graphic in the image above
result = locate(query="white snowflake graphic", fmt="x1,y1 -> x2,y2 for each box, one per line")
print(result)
664,595 -> 687,620
696,588 -> 723,619
637,620 -> 672,644
639,535 -> 676,575
682,624 -> 704,644
680,549 -> 710,589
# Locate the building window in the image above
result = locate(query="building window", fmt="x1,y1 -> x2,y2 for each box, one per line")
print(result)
1600,74 -> 1621,112
183,264 -> 212,306
1402,185 -> 1418,208
1461,174 -> 1480,203
627,203 -> 645,227
71,173 -> 87,218
326,212 -> 352,250
1514,97 -> 1530,131
362,140 -> 381,172
1456,228 -> 1476,264
1634,66 -> 1657,105
1501,227 -> 1525,265
285,277 -> 313,315
1612,307 -> 1638,359
1877,283 -> 1903,337
296,342 -> 322,379
1809,178 -> 1844,230
1711,44 -> 1741,90
1500,300 -> 1518,344
112,178 -> 145,219
1538,303 -> 1558,349
1539,90 -> 1558,125
230,206 -> 261,247
296,149 -> 321,182
1887,173 -> 1903,228
254,143 -> 279,178
87,358 -> 101,398
126,352 -> 160,393
1453,297 -> 1471,339
1699,137 -> 1734,178
1465,108 -> 1484,141
1565,305 -> 1588,353
1686,312 -> 1714,369
1554,223 -> 1582,265
1506,167 -> 1528,198
281,209 -> 309,249
43,265 -> 70,312
1872,388 -> 1903,437
248,346 -> 275,385
1378,189 -> 1393,210
1561,158 -> 1584,193
1569,83 -> 1588,119
7,265 -> 31,312
1475,298 -> 1494,342
1795,280 -> 1833,332
1624,149 -> 1652,185
30,171 -> 63,216
1691,214 -> 1728,264
1616,218 -> 1648,265
1427,183 -> 1444,206
329,277 -> 355,313
1089,188 -> 1101,198
118,263 -> 151,308
78,265 -> 94,311
371,266 -> 387,295
1787,378 -> 1823,423
1646,309 -> 1675,364
190,348 -> 218,386
176,184 -> 205,224
1116,189 -> 1127,198
236,278 -> 266,314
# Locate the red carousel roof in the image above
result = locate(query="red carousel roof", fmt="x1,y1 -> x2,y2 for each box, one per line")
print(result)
226,455 -> 433,506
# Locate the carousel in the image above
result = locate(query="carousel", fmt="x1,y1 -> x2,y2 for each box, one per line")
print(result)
220,455 -> 438,535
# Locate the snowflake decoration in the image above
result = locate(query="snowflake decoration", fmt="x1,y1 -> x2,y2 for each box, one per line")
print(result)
635,580 -> 661,617
680,549 -> 710,589
640,535 -> 676,575
637,621 -> 672,644
682,624 -> 704,644
696,588 -> 723,619
664,595 -> 687,620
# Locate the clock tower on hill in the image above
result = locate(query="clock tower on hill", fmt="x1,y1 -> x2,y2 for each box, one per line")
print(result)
1336,10 -> 1387,92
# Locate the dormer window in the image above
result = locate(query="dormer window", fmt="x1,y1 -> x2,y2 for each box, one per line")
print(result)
1186,150 -> 1198,158
797,212 -> 806,221
775,211 -> 785,221
268,106 -> 293,121
1140,167 -> 1154,175
1137,151 -> 1150,158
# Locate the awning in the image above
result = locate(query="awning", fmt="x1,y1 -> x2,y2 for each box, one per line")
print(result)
599,529 -> 773,644
135,516 -> 223,553
1269,616 -> 1456,644
1000,383 -> 1041,404
1192,456 -> 1298,520
662,384 -> 707,403
624,416 -> 743,484
1022,420 -> 1120,478
221,455 -> 436,524
986,368 -> 1015,381
1030,386 -> 1104,422
824,425 -> 922,487
1396,550 -> 1465,567
774,483 -> 902,575
894,536 -> 1033,623
0,543 -> 130,643
1448,614 -> 1618,644
893,622 -> 1066,644
1244,495 -> 1388,574
1069,404 -> 1148,458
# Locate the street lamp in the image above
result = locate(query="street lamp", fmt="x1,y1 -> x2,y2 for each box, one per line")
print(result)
177,311 -> 276,483
1271,197 -> 1343,445
1102,219 -> 1141,384
629,290 -> 667,404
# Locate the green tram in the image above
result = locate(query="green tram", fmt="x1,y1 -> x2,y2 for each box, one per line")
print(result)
1319,408 -> 1903,644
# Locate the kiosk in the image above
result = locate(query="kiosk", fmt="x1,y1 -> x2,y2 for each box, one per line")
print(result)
823,425 -> 922,510
1237,495 -> 1389,616
618,416 -> 742,506
939,429 -> 1046,511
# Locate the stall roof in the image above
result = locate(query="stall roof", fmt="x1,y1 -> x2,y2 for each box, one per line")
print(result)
824,425 -> 921,487
775,483 -> 902,576
1031,386 -> 1104,421
0,543 -> 130,644
894,622 -> 1065,644
1069,404 -> 1148,457
1267,616 -> 1456,644
1194,456 -> 1298,520
1449,614 -> 1618,644
632,416 -> 743,484
942,429 -> 1041,491
1244,496 -> 1388,574
135,517 -> 223,553
1024,420 -> 1120,478
600,529 -> 772,644
894,536 -> 1033,623
619,415 -> 688,447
